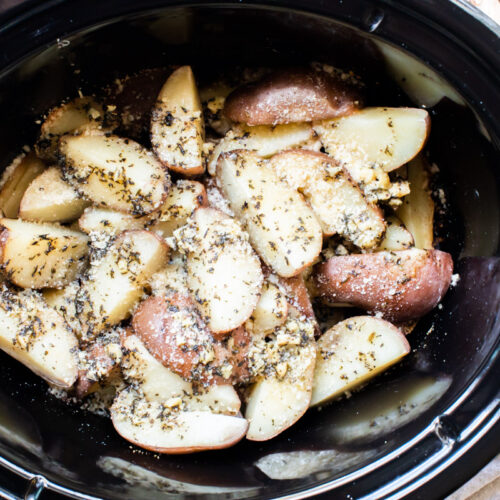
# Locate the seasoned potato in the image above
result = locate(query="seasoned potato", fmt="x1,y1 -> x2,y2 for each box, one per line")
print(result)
397,155 -> 434,249
216,150 -> 322,277
313,249 -> 453,322
150,66 -> 205,176
0,286 -> 78,388
36,96 -> 117,162
132,294 -> 251,384
176,207 -> 263,334
250,281 -> 288,334
59,134 -> 170,216
151,180 -> 207,238
377,215 -> 414,251
270,150 -> 385,248
310,316 -> 410,406
78,207 -> 154,235
0,152 -> 45,219
43,280 -> 80,333
150,254 -> 187,296
0,218 -> 88,289
19,167 -> 89,223
77,230 -> 169,339
224,67 -> 363,125
207,122 -> 312,175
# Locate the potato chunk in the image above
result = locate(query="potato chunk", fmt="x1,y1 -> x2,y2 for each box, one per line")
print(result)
78,207 -> 154,235
224,67 -> 363,125
0,219 -> 88,289
377,215 -> 414,251
19,167 -> 89,222
313,249 -> 453,322
77,230 -> 169,339
176,207 -> 263,334
250,281 -> 288,334
59,135 -> 170,216
0,287 -> 78,388
310,316 -> 410,406
150,66 -> 205,176
270,150 -> 385,248
216,150 -> 322,277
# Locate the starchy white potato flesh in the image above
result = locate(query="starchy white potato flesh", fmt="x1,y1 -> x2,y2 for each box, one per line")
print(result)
0,218 -> 88,288
111,388 -> 248,454
314,107 -> 430,172
397,155 -> 434,249
77,230 -> 169,339
176,207 -> 263,334
43,281 -> 80,334
207,123 -> 312,175
122,335 -> 240,415
0,152 -> 45,219
150,255 -> 187,296
19,167 -> 89,222
78,207 -> 154,235
270,150 -> 385,248
245,316 -> 317,440
59,134 -> 170,216
0,287 -> 78,388
152,180 -> 207,238
377,215 -> 414,251
150,66 -> 205,175
216,151 -> 322,277
250,281 -> 288,334
310,316 -> 410,406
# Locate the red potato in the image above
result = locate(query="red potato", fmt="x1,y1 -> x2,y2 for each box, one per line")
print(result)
224,67 -> 363,126
314,249 -> 453,322
132,294 -> 251,385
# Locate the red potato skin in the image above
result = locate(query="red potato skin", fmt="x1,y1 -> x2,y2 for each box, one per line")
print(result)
313,249 -> 453,322
224,68 -> 363,126
132,294 -> 251,385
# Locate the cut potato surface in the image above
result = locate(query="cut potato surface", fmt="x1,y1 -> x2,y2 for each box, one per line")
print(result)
207,122 -> 312,175
224,67 -> 363,126
377,215 -> 414,251
270,150 -> 385,248
216,151 -> 322,277
250,281 -> 288,334
111,387 -> 248,454
19,167 -> 90,223
0,152 -> 45,219
78,207 -> 154,235
176,207 -> 263,334
150,66 -> 205,175
0,286 -> 78,388
397,155 -> 434,249
60,134 -> 170,216
43,281 -> 80,334
77,230 -> 169,339
314,107 -> 429,173
314,249 -> 453,322
310,316 -> 410,406
152,180 -> 207,238
0,218 -> 88,289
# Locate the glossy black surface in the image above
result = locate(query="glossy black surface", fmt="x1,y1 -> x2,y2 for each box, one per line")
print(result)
0,1 -> 498,499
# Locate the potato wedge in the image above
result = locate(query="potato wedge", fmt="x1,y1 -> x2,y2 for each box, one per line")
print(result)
313,249 -> 453,322
77,230 -> 169,339
246,315 -> 317,441
0,286 -> 78,388
377,215 -> 414,251
19,167 -> 90,223
111,387 -> 248,454
150,66 -> 205,176
151,180 -> 207,238
122,334 -> 241,414
314,107 -> 430,173
224,67 -> 363,126
250,281 -> 288,334
59,134 -> 170,216
150,254 -> 188,296
176,207 -> 263,333
43,281 -> 80,334
35,96 -> 117,162
0,152 -> 45,219
207,122 -> 312,175
0,218 -> 89,289
78,207 -> 154,235
270,150 -> 385,248
132,293 -> 251,385
216,150 -> 322,277
310,316 -> 410,406
397,155 -> 434,249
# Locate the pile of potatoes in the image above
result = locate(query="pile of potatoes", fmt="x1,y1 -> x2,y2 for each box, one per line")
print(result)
0,63 -> 453,452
